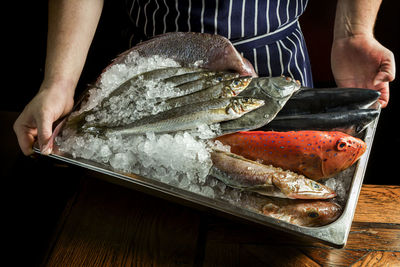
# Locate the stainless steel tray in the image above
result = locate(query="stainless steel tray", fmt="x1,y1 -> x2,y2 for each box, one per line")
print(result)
34,112 -> 379,248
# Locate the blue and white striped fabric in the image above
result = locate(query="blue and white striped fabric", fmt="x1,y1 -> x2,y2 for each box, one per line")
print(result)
126,0 -> 313,87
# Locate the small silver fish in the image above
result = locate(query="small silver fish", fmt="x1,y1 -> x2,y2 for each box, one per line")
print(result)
219,76 -> 301,134
172,72 -> 241,97
210,150 -> 336,199
166,76 -> 253,108
85,97 -> 264,136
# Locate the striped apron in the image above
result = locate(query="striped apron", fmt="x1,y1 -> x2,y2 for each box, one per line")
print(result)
126,0 -> 313,87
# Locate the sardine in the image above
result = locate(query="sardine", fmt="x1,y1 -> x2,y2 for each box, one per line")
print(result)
248,196 -> 342,226
277,87 -> 381,117
166,77 -> 252,108
85,97 -> 264,136
263,109 -> 380,136
66,67 -> 200,129
210,150 -> 336,199
172,72 -> 241,97
219,76 -> 301,134
216,131 -> 367,180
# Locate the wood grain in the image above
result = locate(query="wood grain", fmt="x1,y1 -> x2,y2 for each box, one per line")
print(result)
353,185 -> 400,224
44,177 -> 202,267
42,178 -> 400,266
352,251 -> 400,267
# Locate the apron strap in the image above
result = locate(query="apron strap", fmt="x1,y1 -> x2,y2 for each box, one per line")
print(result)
231,19 -> 299,52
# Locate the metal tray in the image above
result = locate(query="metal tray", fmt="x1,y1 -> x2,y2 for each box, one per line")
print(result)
34,111 -> 379,248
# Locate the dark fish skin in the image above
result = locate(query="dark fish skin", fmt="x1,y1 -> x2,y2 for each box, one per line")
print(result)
108,32 -> 257,77
261,109 -> 379,136
277,87 -> 381,117
219,76 -> 301,134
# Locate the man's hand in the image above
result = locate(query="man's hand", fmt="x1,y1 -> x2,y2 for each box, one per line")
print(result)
331,34 -> 395,108
13,82 -> 74,155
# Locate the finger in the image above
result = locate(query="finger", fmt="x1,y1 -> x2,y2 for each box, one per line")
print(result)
36,113 -> 54,155
374,81 -> 390,108
374,53 -> 396,85
13,119 -> 37,156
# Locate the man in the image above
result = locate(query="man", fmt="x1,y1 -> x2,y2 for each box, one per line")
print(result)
14,0 -> 395,156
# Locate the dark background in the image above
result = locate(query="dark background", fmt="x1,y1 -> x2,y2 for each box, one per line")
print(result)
1,1 -> 399,265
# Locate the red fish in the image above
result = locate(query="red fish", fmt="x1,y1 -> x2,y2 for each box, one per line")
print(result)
215,131 -> 367,180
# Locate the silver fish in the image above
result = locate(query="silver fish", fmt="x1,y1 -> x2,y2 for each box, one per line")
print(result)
210,150 -> 336,199
163,70 -> 236,87
166,76 -> 253,108
66,67 -> 200,129
85,97 -> 264,136
172,72 -> 240,97
219,76 -> 301,134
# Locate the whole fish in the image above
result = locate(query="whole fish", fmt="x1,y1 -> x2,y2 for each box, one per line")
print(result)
248,196 -> 342,226
263,109 -> 379,136
84,97 -> 264,136
172,71 -> 241,97
210,150 -> 336,199
216,131 -> 367,180
166,76 -> 253,108
219,76 -> 301,134
107,32 -> 257,77
278,87 -> 381,117
66,67 -> 199,129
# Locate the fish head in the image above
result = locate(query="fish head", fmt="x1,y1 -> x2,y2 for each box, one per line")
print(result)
284,178 -> 337,199
297,201 -> 342,226
225,97 -> 265,116
225,77 -> 253,97
321,132 -> 367,177
261,200 -> 342,226
250,76 -> 301,100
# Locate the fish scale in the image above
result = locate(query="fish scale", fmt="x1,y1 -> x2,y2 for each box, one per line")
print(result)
216,130 -> 367,180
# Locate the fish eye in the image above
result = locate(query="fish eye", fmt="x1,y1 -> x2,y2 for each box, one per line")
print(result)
312,183 -> 320,189
337,140 -> 347,150
308,211 -> 319,218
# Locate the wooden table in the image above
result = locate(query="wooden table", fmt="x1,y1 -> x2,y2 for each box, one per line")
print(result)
40,175 -> 399,267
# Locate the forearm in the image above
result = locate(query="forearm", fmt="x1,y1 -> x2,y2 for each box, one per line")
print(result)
43,0 -> 104,95
334,0 -> 382,40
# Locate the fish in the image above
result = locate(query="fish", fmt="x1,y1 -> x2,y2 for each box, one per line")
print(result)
165,76 -> 253,108
171,71 -> 241,97
262,109 -> 380,136
277,87 -> 381,117
248,196 -> 342,226
164,70 -> 240,90
219,76 -> 301,134
210,150 -> 336,199
215,131 -> 367,180
84,97 -> 264,136
65,67 -> 200,129
106,32 -> 257,77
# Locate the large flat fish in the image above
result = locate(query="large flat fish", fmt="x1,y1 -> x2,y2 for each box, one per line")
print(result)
219,76 -> 301,134
210,150 -> 336,199
215,131 -> 367,180
107,32 -> 257,77
263,109 -> 380,136
85,97 -> 264,136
